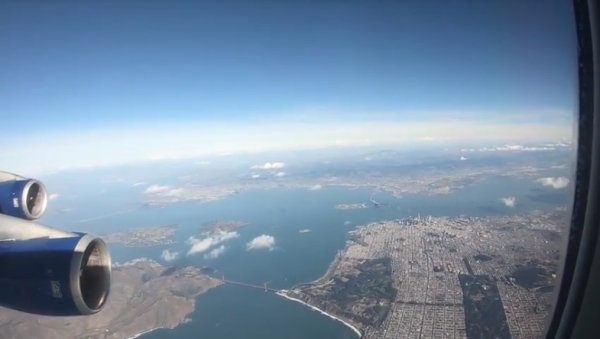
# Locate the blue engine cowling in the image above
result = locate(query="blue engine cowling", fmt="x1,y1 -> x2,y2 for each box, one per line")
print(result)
0,233 -> 112,316
0,175 -> 48,220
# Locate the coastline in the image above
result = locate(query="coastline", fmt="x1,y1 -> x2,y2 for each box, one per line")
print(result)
125,327 -> 162,339
276,290 -> 363,338
306,249 -> 342,286
127,276 -> 222,339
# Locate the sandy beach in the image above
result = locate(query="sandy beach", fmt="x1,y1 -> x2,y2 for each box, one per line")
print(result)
124,327 -> 162,339
276,290 -> 362,338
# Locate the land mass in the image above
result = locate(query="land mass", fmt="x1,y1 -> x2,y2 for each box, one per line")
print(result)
141,145 -> 571,207
199,220 -> 248,234
335,204 -> 368,210
102,225 -> 177,247
283,209 -> 564,339
0,259 -> 222,339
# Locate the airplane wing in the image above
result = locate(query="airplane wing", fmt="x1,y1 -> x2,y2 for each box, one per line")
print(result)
0,171 -> 111,316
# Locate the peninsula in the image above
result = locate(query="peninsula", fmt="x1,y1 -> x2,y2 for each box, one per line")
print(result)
0,259 -> 222,339
102,224 -> 178,247
280,209 -> 564,339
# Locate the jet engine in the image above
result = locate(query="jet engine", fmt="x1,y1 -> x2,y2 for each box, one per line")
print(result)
0,172 -> 112,316
0,172 -> 48,220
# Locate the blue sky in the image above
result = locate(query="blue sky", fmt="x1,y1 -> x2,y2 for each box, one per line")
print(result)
1,1 -> 576,173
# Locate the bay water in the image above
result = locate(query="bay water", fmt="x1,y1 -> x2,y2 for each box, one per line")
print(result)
42,176 -> 567,339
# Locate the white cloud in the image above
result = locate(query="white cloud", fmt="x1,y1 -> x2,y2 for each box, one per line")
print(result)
246,234 -> 276,251
501,197 -> 516,208
251,174 -> 261,179
308,184 -> 322,191
4,112 -> 572,174
274,172 -> 286,177
165,188 -> 184,197
537,177 -> 570,189
187,231 -> 239,256
144,185 -> 170,194
204,245 -> 226,259
344,220 -> 351,225
252,162 -> 285,170
49,193 -> 60,201
161,250 -> 180,262
460,142 -> 572,154
460,156 -> 467,161
132,182 -> 147,187
478,144 -> 557,152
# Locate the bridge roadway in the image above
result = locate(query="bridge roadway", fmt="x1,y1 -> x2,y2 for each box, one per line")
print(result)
219,277 -> 280,292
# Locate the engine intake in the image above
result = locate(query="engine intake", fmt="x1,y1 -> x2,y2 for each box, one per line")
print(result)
0,233 -> 112,316
74,236 -> 112,314
0,176 -> 48,220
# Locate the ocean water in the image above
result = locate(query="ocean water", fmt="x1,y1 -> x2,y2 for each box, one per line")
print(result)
43,176 -> 569,339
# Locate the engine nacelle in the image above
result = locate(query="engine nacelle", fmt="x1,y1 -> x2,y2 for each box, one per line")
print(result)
0,174 -> 48,220
0,233 -> 112,316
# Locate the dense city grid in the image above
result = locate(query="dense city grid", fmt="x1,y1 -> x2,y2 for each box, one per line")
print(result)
286,210 -> 563,339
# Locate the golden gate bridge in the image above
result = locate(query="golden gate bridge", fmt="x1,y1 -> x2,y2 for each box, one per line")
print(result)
219,274 -> 279,292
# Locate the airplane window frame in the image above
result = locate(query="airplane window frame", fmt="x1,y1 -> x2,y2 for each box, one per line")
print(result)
545,0 -> 600,338
0,2 -> 596,337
